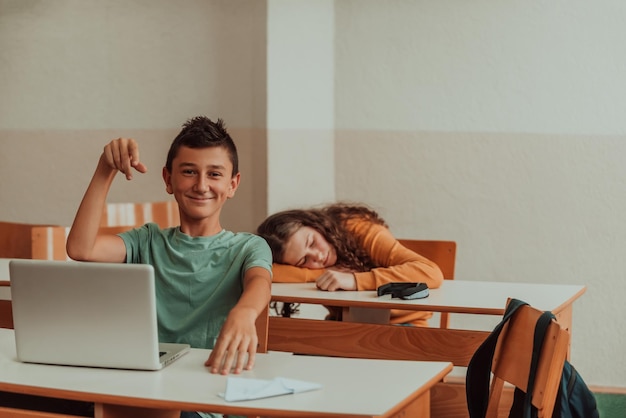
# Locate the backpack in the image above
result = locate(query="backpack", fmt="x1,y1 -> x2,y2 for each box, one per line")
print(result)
550,361 -> 599,418
466,298 -> 600,418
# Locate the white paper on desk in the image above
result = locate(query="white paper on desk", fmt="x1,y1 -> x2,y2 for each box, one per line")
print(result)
221,377 -> 322,402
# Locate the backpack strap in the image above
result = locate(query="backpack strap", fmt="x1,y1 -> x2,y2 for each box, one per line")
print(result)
466,298 -> 530,418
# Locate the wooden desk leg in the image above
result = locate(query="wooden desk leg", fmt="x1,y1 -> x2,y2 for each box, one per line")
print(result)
95,404 -> 179,418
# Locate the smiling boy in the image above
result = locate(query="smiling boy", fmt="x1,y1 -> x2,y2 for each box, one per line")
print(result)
66,116 -> 272,377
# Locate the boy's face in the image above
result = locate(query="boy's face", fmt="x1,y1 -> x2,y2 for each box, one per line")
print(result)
162,145 -> 240,222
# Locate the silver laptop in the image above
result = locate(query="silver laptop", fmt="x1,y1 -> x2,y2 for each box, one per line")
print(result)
9,259 -> 190,370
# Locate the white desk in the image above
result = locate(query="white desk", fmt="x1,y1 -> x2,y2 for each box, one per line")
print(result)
0,329 -> 452,418
271,280 -> 586,317
271,280 -> 585,336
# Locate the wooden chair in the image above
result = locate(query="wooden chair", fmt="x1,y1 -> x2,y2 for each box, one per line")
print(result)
30,226 -> 133,261
26,200 -> 179,261
0,201 -> 177,260
101,200 -> 179,229
398,239 -> 456,328
0,221 -> 58,259
472,301 -> 570,418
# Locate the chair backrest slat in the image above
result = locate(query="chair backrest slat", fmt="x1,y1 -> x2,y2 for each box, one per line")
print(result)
101,200 -> 179,229
397,239 -> 456,328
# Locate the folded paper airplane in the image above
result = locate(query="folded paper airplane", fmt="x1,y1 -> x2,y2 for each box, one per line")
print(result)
221,376 -> 323,402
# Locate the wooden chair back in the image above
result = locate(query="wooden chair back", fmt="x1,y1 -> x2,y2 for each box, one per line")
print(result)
101,200 -> 179,229
484,302 -> 570,418
1,200 -> 177,259
0,221 -> 57,259
398,239 -> 456,327
1,201 -> 177,261
31,226 -> 133,261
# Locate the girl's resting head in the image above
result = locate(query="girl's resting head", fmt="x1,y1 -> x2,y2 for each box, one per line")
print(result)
256,203 -> 387,271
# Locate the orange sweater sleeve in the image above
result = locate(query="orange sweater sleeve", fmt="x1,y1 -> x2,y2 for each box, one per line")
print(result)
349,220 -> 444,291
271,263 -> 324,283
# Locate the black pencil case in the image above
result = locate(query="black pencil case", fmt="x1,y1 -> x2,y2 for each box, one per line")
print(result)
376,282 -> 429,300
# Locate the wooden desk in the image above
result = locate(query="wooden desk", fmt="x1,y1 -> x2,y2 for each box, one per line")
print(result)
268,281 -> 585,418
0,328 -> 452,418
269,281 -> 585,362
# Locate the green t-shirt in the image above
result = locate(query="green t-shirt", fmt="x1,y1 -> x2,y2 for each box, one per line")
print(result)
119,223 -> 272,349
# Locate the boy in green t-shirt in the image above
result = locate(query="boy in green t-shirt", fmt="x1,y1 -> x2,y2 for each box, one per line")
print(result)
66,116 -> 272,378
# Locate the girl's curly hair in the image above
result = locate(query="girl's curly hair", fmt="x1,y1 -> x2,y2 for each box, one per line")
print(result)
257,203 -> 388,272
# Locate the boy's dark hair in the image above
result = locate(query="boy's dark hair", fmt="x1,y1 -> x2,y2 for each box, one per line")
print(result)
165,116 -> 239,176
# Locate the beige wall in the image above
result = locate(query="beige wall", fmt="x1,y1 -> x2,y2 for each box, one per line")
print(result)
0,0 -> 267,232
266,0 -> 335,214
334,1 -> 626,387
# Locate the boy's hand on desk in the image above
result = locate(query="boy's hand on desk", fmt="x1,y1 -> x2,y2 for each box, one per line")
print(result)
102,138 -> 148,180
205,307 -> 258,375
315,270 -> 357,291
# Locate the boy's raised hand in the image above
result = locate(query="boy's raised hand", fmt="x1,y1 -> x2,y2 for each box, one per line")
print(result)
102,138 -> 148,180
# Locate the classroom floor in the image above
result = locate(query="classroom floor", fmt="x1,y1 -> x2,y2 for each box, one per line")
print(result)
594,392 -> 626,418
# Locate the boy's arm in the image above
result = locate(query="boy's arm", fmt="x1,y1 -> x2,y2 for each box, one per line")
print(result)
66,138 -> 147,262
205,266 -> 272,375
